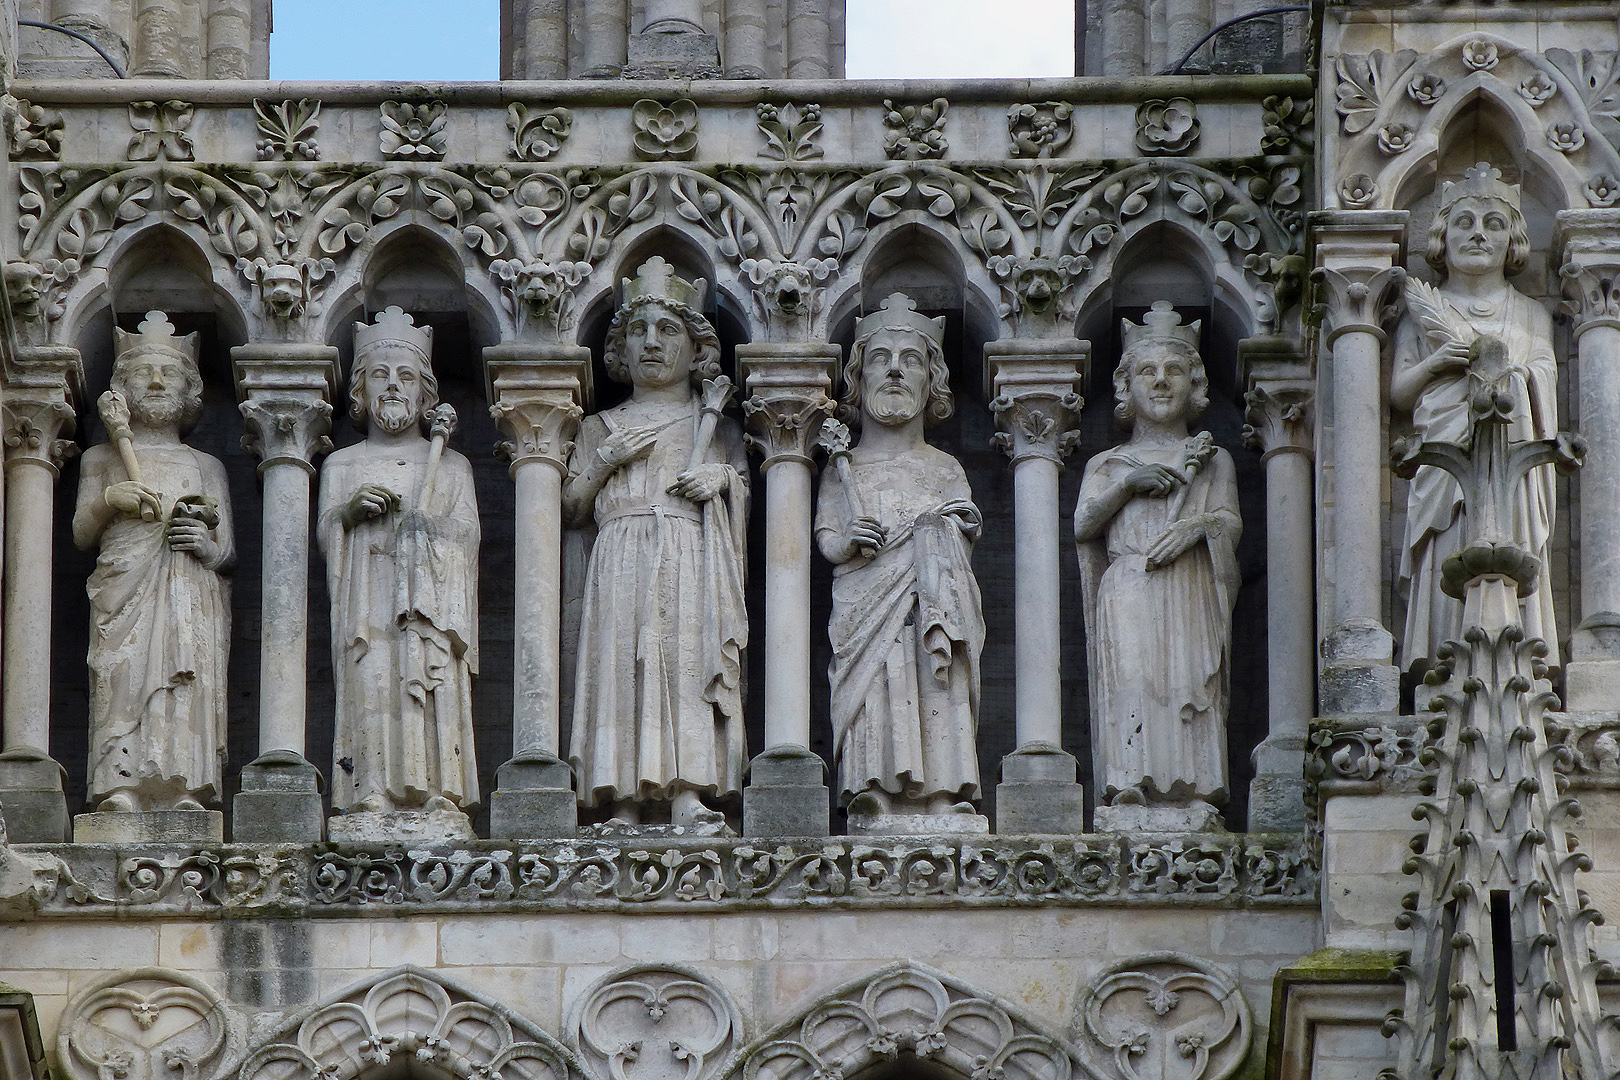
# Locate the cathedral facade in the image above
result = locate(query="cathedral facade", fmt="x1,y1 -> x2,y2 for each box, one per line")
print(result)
1,2 -> 1617,1079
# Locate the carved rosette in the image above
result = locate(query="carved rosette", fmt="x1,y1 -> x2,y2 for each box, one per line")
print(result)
239,966 -> 572,1080
1074,954 -> 1250,1080
1309,264 -> 1406,343
58,969 -> 228,1080
1241,384 -> 1312,460
1,395 -> 77,472
571,966 -> 740,1080
745,963 -> 1073,1080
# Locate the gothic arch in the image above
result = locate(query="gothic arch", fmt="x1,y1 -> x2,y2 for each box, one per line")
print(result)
229,966 -> 578,1080
732,962 -> 1090,1080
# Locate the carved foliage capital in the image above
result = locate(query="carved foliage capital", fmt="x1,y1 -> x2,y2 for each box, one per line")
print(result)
1242,383 -> 1313,459
239,396 -> 334,472
991,390 -> 1082,464
2,394 -> 77,470
743,391 -> 834,465
1560,258 -> 1620,332
492,392 -> 583,474
1310,264 -> 1406,342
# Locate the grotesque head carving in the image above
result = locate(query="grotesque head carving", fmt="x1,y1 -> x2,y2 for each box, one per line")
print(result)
4,261 -> 44,321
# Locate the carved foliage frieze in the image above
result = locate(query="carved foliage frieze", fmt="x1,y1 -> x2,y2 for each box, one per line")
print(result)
1074,955 -> 1250,1080
59,969 -> 228,1080
236,967 -> 574,1080
509,104 -> 574,162
882,98 -> 949,160
757,102 -> 824,162
127,100 -> 195,162
745,964 -> 1073,1080
1009,102 -> 1075,158
4,95 -> 62,160
380,100 -> 449,160
255,99 -> 321,161
572,967 -> 740,1080
634,99 -> 700,161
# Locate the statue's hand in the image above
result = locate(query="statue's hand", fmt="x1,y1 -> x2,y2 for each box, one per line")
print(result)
844,515 -> 886,558
669,463 -> 729,503
1123,462 -> 1182,498
166,517 -> 219,564
1424,339 -> 1471,378
1144,515 -> 1209,570
343,483 -> 397,528
104,480 -> 163,522
598,426 -> 659,470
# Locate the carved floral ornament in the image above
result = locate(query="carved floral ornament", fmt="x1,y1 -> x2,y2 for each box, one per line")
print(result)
572,967 -> 740,1080
13,156 -> 1296,346
59,969 -> 228,1080
1331,37 -> 1620,208
1073,955 -> 1250,1080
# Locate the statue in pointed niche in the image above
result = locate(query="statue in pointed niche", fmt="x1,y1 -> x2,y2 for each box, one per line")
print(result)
318,307 -> 480,818
564,258 -> 750,828
72,312 -> 235,812
1074,302 -> 1240,825
815,293 -> 984,820
1393,162 -> 1559,673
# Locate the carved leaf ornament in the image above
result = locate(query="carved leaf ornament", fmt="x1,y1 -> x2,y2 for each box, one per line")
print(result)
574,967 -> 740,1080
1076,955 -> 1249,1080
60,970 -> 228,1080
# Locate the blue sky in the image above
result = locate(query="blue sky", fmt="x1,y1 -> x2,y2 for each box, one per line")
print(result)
268,0 -> 1074,81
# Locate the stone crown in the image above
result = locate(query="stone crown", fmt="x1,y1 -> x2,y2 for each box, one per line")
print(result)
855,292 -> 946,347
115,310 -> 199,365
1441,161 -> 1520,212
622,256 -> 706,311
355,305 -> 433,359
1121,299 -> 1200,357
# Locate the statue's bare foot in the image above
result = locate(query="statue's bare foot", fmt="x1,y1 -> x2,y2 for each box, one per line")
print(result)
1111,785 -> 1147,806
352,793 -> 388,814
97,792 -> 136,813
609,799 -> 641,825
173,796 -> 206,812
424,795 -> 458,813
847,788 -> 891,816
671,789 -> 704,826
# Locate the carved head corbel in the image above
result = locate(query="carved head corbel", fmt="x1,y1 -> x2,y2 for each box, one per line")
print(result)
740,257 -> 838,340
239,255 -> 335,321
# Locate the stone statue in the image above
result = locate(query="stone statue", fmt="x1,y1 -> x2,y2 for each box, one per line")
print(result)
814,293 -> 984,820
317,307 -> 480,820
1392,162 -> 1559,673
1074,301 -> 1240,827
71,311 -> 234,812
564,257 -> 749,828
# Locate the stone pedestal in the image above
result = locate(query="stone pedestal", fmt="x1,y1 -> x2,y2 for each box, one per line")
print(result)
1248,735 -> 1309,831
328,807 -> 477,846
0,749 -> 68,844
994,742 -> 1087,834
489,751 -> 577,839
743,745 -> 829,838
73,810 -> 224,845
232,750 -> 324,843
625,31 -> 721,78
1093,803 -> 1226,833
847,811 -> 990,837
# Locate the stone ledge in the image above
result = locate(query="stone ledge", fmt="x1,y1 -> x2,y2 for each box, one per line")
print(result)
6,833 -> 1317,918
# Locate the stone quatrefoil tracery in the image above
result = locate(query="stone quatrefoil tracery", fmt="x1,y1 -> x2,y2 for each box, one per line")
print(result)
13,151 -> 1300,344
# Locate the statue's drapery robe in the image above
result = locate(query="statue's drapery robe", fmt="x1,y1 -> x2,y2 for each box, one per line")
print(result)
75,442 -> 233,806
568,401 -> 750,807
1076,439 -> 1240,804
816,447 -> 984,804
318,441 -> 480,811
1394,289 -> 1558,670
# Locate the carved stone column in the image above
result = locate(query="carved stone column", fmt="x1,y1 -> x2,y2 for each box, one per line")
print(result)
232,345 -> 337,843
1557,209 -> 1620,709
485,345 -> 590,838
0,345 -> 80,843
1241,339 -> 1315,831
1309,211 -> 1407,715
739,342 -> 838,837
987,339 -> 1088,834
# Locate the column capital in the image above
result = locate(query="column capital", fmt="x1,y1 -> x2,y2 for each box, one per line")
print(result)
232,344 -> 339,475
1555,209 -> 1620,336
485,343 -> 592,476
739,342 -> 839,468
2,344 -> 83,473
985,338 -> 1088,466
1309,210 -> 1409,346
1240,336 -> 1312,462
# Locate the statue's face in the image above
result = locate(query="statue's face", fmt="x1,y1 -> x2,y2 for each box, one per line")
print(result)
361,344 -> 426,435
860,327 -> 931,426
119,351 -> 191,429
1127,346 -> 1192,425
1444,196 -> 1512,277
624,301 -> 695,391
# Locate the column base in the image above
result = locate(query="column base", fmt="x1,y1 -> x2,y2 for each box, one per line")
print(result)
624,31 -> 722,78
994,743 -> 1087,834
1320,619 -> 1400,714
74,810 -> 224,845
489,751 -> 577,838
232,750 -> 324,843
1248,735 -> 1309,832
1563,613 -> 1620,710
743,745 -> 829,838
0,747 -> 69,843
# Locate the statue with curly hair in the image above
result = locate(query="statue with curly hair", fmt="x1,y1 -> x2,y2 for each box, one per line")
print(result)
72,311 -> 235,812
1392,163 -> 1559,674
1074,301 -> 1240,825
564,258 -> 750,828
814,293 -> 984,823
317,306 -> 480,821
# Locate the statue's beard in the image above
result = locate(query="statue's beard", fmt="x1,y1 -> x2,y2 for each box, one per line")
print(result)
865,384 -> 921,425
371,398 -> 418,434
131,396 -> 183,429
